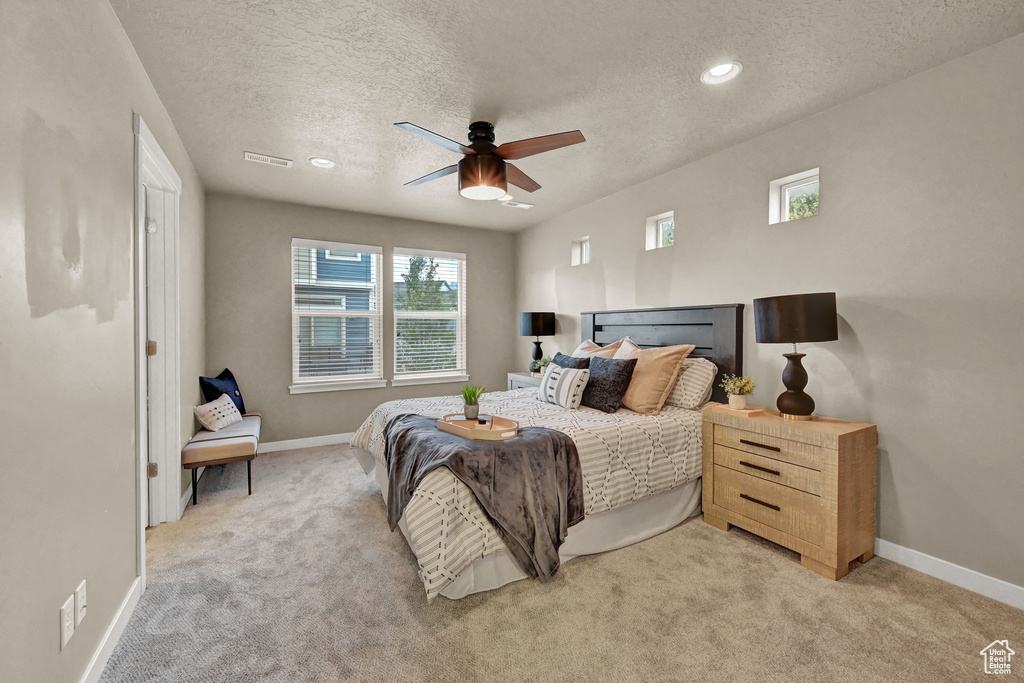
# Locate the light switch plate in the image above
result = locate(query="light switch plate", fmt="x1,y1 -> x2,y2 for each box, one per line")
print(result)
60,595 -> 75,649
74,580 -> 87,626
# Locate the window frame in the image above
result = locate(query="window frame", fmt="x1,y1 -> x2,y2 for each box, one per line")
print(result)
656,216 -> 674,247
289,238 -> 385,394
645,210 -> 674,250
391,247 -> 469,387
571,237 -> 590,266
769,167 -> 819,225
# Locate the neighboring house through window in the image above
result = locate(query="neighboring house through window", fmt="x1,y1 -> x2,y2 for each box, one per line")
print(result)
290,238 -> 385,393
392,248 -> 469,386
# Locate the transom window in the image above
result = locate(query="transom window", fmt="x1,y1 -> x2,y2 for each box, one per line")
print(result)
290,238 -> 384,393
392,248 -> 468,386
571,237 -> 590,266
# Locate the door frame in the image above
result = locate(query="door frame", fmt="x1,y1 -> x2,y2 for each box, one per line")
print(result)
133,114 -> 183,569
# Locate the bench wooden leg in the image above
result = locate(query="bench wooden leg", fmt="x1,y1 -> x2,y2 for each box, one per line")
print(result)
191,468 -> 198,506
247,460 -> 252,496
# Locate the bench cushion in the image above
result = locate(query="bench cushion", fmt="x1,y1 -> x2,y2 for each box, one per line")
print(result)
182,414 -> 261,467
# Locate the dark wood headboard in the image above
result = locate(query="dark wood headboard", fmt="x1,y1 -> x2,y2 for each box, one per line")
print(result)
580,304 -> 744,404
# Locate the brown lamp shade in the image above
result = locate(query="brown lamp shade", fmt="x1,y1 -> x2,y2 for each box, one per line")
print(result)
754,293 -> 838,344
520,312 -> 556,337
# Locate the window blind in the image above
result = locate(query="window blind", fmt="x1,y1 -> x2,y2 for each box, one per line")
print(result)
393,248 -> 466,379
291,238 -> 383,386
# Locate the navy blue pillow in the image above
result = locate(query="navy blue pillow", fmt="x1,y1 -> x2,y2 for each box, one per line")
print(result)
552,352 -> 590,370
199,368 -> 246,414
582,356 -> 637,413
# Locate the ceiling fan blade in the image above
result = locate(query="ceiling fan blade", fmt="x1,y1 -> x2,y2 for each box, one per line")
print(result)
404,164 -> 459,186
506,163 -> 541,193
494,130 -> 586,160
394,122 -> 473,155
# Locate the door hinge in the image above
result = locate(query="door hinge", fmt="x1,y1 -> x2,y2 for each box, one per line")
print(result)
147,462 -> 158,478
146,340 -> 157,356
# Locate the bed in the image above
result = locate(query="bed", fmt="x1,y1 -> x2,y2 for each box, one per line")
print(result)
351,304 -> 743,600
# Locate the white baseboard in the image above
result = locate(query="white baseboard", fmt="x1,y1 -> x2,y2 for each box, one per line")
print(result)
875,538 -> 1024,610
79,576 -> 142,683
180,483 -> 192,517
259,432 -> 353,453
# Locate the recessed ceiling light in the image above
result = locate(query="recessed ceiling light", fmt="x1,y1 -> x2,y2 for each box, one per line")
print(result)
701,62 -> 742,85
497,194 -> 514,202
309,157 -> 336,169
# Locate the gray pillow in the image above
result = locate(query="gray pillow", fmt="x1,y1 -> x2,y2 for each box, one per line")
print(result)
582,356 -> 638,413
552,352 -> 590,370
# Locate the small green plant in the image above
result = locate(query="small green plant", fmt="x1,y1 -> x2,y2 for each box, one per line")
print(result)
720,374 -> 755,396
460,385 -> 485,405
530,356 -> 552,373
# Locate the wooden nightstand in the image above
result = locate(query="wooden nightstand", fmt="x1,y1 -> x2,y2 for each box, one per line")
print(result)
507,371 -> 543,390
701,404 -> 878,580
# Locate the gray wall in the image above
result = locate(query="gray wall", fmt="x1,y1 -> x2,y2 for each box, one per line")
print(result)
516,34 -> 1024,586
0,1 -> 206,681
205,193 -> 518,442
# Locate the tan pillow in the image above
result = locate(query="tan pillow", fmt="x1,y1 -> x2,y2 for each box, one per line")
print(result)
613,339 -> 695,414
571,338 -> 626,359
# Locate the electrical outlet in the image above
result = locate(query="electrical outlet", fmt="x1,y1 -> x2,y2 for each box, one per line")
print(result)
74,580 -> 87,626
60,595 -> 75,649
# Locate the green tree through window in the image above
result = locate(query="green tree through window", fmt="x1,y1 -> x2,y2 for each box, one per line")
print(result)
395,256 -> 460,373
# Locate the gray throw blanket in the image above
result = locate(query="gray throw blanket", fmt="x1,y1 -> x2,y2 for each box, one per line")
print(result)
383,413 -> 584,582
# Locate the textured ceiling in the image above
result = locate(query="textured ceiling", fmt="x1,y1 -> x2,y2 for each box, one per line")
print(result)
111,1 -> 1024,231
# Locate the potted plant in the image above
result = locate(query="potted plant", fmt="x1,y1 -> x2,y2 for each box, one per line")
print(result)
461,385 -> 485,420
720,374 -> 755,410
529,355 -> 552,375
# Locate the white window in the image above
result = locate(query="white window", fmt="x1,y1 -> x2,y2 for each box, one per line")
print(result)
769,168 -> 819,224
645,211 -> 674,250
571,237 -> 590,266
290,238 -> 385,393
392,248 -> 468,387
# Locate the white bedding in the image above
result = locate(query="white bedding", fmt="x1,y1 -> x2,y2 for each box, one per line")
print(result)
350,387 -> 703,600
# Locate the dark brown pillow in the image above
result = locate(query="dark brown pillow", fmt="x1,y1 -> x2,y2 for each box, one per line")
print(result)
552,352 -> 590,370
582,356 -> 638,413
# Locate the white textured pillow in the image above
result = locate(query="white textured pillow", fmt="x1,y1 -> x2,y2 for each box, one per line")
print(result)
194,393 -> 243,432
665,357 -> 719,409
537,364 -> 590,409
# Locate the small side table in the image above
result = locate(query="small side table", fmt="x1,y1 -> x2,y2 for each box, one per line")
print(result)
507,372 -> 543,390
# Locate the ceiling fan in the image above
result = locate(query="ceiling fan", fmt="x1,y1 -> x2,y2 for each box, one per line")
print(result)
395,121 -> 586,200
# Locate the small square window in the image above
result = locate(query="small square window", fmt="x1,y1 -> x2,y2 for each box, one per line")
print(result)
571,237 -> 590,266
770,168 -> 819,224
645,211 -> 674,250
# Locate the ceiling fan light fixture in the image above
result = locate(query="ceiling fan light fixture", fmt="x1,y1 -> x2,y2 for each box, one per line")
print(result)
458,155 -> 507,201
701,62 -> 742,84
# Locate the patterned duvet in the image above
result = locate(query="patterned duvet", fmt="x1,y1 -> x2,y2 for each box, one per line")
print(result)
350,388 -> 703,600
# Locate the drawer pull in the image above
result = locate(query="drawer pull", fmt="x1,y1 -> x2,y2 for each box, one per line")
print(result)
739,460 -> 781,476
740,493 -> 781,511
740,438 -> 781,453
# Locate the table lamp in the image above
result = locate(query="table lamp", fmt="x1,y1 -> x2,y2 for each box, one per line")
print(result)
520,312 -> 556,371
753,292 -> 838,420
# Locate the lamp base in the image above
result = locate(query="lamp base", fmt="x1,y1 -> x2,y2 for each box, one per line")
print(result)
528,339 -> 544,372
776,353 -> 815,419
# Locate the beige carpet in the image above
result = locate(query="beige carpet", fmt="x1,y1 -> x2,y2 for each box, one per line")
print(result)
100,446 -> 1023,682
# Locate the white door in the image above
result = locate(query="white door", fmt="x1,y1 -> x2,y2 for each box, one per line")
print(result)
145,185 -> 179,525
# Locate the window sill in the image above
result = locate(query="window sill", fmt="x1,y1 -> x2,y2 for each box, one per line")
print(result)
391,373 -> 470,388
289,379 -> 387,394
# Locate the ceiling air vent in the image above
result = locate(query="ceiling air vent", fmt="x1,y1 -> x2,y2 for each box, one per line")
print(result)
244,151 -> 293,168
501,200 -> 534,209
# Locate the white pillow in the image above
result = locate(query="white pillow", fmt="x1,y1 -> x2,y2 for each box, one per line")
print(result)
665,357 -> 719,409
537,364 -> 590,410
194,393 -> 243,432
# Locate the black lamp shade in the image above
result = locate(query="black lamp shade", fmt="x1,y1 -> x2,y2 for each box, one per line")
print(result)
754,293 -> 838,344
520,312 -> 556,337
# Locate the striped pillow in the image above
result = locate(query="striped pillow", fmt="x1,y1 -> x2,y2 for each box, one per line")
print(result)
537,364 -> 590,409
665,358 -> 719,409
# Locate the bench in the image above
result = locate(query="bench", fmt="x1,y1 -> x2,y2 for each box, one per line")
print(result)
182,413 -> 262,505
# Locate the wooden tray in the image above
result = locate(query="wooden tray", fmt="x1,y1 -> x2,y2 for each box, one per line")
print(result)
712,404 -> 766,417
437,414 -> 520,441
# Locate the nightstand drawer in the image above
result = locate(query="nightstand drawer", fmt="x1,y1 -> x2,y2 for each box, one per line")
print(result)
714,465 -> 828,543
714,444 -> 825,496
714,425 -> 830,471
